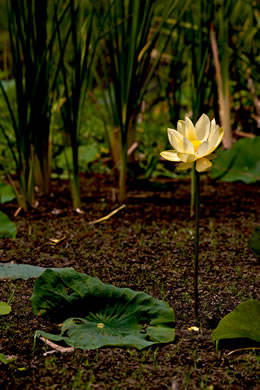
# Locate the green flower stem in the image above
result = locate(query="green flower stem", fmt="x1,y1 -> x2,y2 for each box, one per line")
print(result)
191,168 -> 195,217
194,165 -> 200,319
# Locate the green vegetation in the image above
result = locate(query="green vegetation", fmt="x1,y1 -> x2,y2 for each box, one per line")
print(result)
0,210 -> 16,237
0,1 -> 259,387
0,0 -> 259,208
212,300 -> 260,348
32,268 -> 175,350
0,302 -> 11,315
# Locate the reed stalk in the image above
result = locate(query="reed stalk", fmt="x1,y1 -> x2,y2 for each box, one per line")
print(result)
55,0 -> 100,209
94,0 -> 183,202
0,0 -> 69,208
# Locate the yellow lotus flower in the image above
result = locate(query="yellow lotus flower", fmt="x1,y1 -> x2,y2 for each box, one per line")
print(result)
160,114 -> 224,172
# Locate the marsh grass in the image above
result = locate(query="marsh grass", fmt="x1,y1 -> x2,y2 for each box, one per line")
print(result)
0,0 -> 70,209
0,0 -> 259,208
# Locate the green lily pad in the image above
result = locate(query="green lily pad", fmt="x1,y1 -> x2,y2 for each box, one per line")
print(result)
210,137 -> 260,183
0,183 -> 15,204
0,302 -> 11,315
212,300 -> 260,348
0,264 -> 74,280
250,227 -> 260,259
32,269 -> 175,350
0,211 -> 16,238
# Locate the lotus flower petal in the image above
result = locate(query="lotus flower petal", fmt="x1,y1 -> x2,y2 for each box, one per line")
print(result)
185,117 -> 196,141
196,157 -> 212,172
160,151 -> 180,162
177,120 -> 186,137
177,153 -> 196,163
168,129 -> 184,152
208,125 -> 219,141
183,137 -> 195,154
211,118 -> 218,133
208,127 -> 223,154
196,141 -> 209,157
215,127 -> 224,148
176,162 -> 193,170
195,114 -> 210,141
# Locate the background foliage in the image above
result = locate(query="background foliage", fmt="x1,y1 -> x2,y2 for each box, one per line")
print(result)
0,0 -> 259,207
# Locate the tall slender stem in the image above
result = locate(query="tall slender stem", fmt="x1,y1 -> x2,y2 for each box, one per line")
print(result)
194,165 -> 200,319
190,168 -> 195,217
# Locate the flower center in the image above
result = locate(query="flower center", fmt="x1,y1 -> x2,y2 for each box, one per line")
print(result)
97,323 -> 104,328
191,140 -> 201,153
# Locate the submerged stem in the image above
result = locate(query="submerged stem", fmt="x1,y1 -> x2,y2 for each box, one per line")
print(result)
194,165 -> 200,319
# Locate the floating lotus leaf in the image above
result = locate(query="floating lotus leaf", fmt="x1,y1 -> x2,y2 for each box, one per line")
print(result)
0,264 -> 74,280
212,300 -> 260,347
210,137 -> 260,183
31,269 -> 175,350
